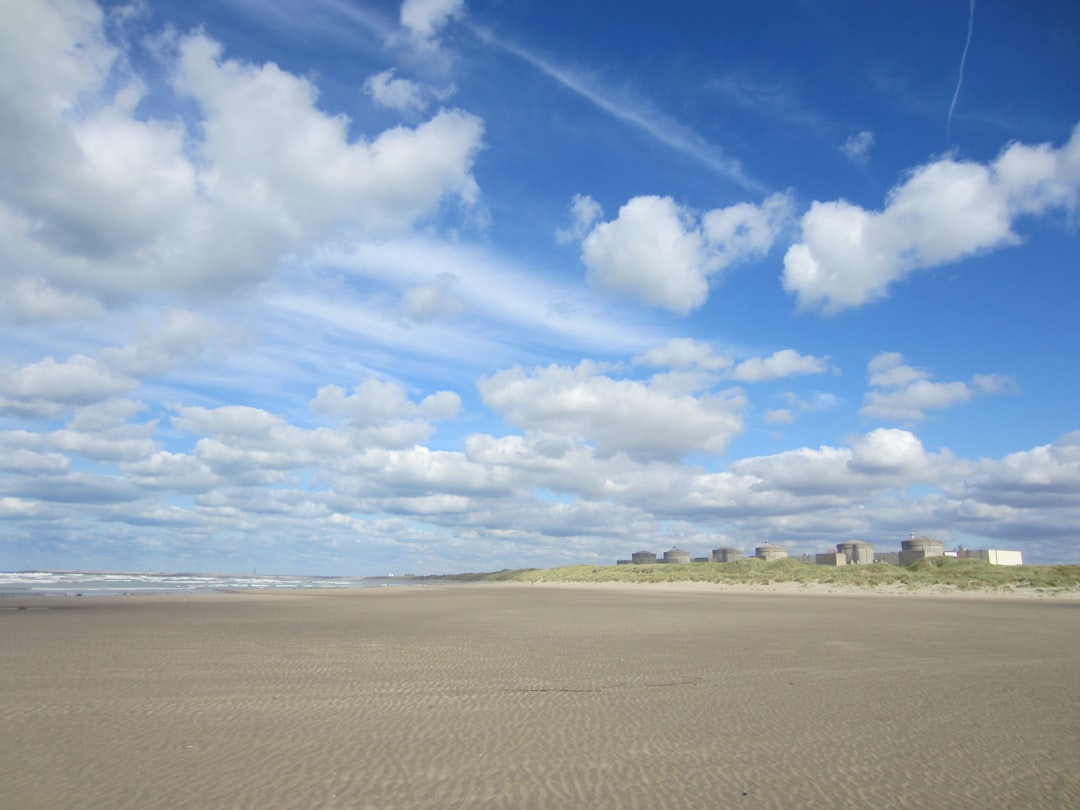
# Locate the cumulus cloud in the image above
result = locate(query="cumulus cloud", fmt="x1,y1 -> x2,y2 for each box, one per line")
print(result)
861,352 -> 1015,421
0,355 -> 135,418
0,431 -> 71,474
323,444 -> 509,503
365,68 -> 429,113
171,405 -> 349,484
173,33 -> 483,234
958,432 -> 1080,508
0,311 -> 226,419
581,192 -> 792,314
364,68 -> 451,114
783,123 -> 1080,313
46,413 -> 158,463
730,349 -> 829,382
634,341 -> 829,384
311,379 -> 457,424
719,428 -> 958,507
121,451 -> 219,493
477,361 -> 746,460
0,1 -> 485,316
310,378 -> 461,448
848,428 -> 931,474
633,338 -> 732,372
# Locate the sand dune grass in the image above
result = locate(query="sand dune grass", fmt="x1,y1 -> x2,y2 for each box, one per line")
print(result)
442,557 -> 1080,594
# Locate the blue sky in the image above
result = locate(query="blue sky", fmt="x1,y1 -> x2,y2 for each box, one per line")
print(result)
1,0 -> 1078,574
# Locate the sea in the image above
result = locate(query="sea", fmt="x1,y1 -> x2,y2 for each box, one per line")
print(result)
0,571 -> 420,597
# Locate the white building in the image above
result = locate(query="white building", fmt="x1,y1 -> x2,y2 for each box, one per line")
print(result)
956,548 -> 1024,566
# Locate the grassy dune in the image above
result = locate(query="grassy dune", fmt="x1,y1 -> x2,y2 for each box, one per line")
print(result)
436,557 -> 1080,595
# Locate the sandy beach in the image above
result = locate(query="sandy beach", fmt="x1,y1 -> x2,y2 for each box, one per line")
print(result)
2,585 -> 1077,809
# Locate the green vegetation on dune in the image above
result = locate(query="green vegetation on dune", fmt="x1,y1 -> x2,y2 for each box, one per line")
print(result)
430,558 -> 1080,594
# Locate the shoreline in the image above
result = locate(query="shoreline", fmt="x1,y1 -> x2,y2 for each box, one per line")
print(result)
4,577 -> 1080,602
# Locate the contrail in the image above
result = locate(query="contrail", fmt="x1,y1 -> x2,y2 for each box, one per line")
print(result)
946,0 -> 975,143
471,26 -> 767,194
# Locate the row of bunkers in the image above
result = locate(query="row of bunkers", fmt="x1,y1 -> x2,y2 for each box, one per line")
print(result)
616,536 -> 1024,567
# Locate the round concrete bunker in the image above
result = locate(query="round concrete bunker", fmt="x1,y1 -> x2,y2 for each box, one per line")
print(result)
663,548 -> 691,565
900,536 -> 945,565
755,544 -> 788,562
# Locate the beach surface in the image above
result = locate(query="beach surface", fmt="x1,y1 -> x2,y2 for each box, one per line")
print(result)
2,584 -> 1077,809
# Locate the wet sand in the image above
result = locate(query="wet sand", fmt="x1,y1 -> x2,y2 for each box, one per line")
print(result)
2,585 -> 1078,809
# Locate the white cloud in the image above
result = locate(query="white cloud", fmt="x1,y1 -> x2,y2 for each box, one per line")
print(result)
861,352 -> 1014,422
848,428 -> 930,475
400,0 -> 464,41
174,33 -> 483,234
784,123 -> 1080,313
581,193 -> 792,314
633,338 -> 732,371
477,360 -> 746,460
365,68 -> 426,112
365,68 -> 450,114
0,431 -> 71,474
0,355 -> 134,418
582,196 -> 707,313
635,341 -> 827,384
957,432 -> 1080,508
172,405 -> 349,484
555,194 -> 603,244
725,444 -> 858,498
310,378 -> 460,447
730,349 -> 829,382
708,427 -> 961,510
0,312 -> 227,419
841,131 -> 874,163
121,451 -> 219,493
320,445 -> 513,505
46,419 -> 158,464
701,193 -> 794,264
3,278 -> 104,322
0,3 -> 485,315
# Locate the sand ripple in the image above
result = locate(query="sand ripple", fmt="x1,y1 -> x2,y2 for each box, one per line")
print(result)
2,588 -> 1078,808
